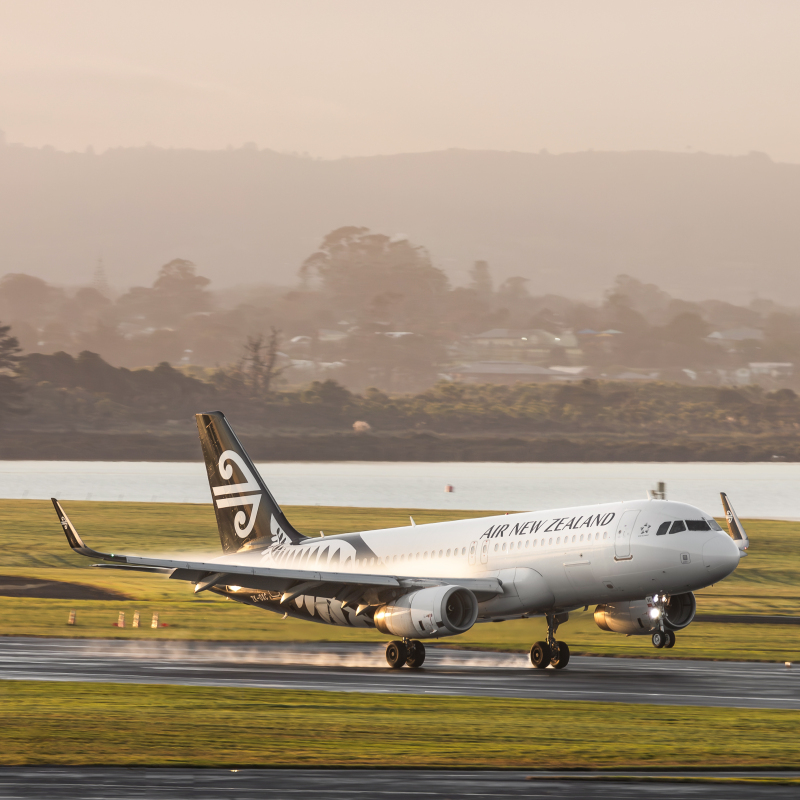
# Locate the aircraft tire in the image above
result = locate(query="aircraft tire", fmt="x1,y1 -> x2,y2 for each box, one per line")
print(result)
530,641 -> 551,669
652,631 -> 666,649
406,640 -> 426,669
386,640 -> 408,669
664,630 -> 676,649
551,641 -> 570,669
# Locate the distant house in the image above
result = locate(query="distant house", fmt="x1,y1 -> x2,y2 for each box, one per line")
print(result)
749,362 -> 793,379
468,329 -> 580,363
446,361 -> 557,384
707,327 -> 764,343
317,328 -> 350,343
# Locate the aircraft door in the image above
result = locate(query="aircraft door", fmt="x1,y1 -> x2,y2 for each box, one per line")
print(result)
614,510 -> 640,559
468,541 -> 477,566
480,541 -> 489,564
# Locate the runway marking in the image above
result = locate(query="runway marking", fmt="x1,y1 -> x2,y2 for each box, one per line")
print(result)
1,668 -> 798,709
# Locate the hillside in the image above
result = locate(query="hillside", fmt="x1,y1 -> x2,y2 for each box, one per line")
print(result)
2,143 -> 799,303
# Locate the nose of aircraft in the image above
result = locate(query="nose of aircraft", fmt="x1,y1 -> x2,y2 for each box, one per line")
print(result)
702,533 -> 741,580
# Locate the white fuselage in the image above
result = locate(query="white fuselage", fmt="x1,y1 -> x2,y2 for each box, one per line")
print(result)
245,498 -> 741,622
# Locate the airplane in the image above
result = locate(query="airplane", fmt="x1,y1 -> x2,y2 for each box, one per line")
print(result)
52,411 -> 748,670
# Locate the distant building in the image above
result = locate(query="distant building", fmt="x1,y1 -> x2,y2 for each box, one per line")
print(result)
748,362 -> 793,379
446,361 -> 557,384
467,329 -> 581,363
707,327 -> 764,343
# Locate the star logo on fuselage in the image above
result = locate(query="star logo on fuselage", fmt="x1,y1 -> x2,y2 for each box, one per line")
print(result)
640,523 -> 651,535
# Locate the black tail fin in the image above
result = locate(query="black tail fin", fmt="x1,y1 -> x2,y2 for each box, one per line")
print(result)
195,411 -> 307,553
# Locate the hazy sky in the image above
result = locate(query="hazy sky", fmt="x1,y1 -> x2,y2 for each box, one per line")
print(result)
1,0 -> 799,161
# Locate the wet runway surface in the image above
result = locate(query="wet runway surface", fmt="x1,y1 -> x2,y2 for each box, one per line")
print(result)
0,768 -> 798,799
1,637 -> 798,709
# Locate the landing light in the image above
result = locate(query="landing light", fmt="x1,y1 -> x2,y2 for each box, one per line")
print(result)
649,608 -> 661,619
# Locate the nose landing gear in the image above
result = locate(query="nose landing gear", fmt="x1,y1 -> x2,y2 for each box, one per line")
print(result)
530,612 -> 570,670
650,594 -> 676,649
385,638 -> 426,669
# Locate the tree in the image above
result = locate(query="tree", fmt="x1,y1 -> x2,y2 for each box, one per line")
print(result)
299,227 -> 449,328
469,260 -> 493,295
0,322 -> 25,422
116,259 -> 212,326
0,274 -> 64,325
153,259 -> 211,295
497,276 -> 530,298
216,328 -> 286,398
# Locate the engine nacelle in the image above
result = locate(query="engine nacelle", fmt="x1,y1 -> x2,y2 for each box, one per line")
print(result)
374,585 -> 478,639
594,592 -> 696,635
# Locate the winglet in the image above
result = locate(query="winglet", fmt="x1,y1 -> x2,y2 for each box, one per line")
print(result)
51,498 -> 127,562
720,492 -> 749,551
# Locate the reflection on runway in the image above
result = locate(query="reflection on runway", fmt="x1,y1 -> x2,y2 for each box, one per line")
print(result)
0,637 -> 798,709
0,768 -> 798,800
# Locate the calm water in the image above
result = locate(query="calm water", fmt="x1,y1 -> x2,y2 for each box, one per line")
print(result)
1,461 -> 799,519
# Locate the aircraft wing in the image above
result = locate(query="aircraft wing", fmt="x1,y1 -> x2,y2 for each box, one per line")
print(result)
53,498 -> 502,602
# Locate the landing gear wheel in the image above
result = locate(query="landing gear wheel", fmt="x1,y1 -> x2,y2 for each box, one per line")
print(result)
385,640 -> 407,668
406,640 -> 426,669
664,630 -> 676,649
550,641 -> 570,669
530,641 -> 552,669
652,631 -> 666,649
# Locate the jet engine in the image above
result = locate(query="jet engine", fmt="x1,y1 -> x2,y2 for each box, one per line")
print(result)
594,592 -> 696,635
374,585 -> 478,639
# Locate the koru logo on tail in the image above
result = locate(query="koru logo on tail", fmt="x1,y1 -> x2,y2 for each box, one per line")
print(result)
212,450 -> 262,538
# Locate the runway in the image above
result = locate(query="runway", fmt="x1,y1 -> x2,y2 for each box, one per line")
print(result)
0,768 -> 798,799
0,637 -> 797,709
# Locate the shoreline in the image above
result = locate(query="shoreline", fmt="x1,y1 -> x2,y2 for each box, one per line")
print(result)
1,431 -> 798,462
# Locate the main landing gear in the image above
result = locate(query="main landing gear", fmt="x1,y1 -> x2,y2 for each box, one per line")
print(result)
652,629 -> 676,649
530,612 -> 570,670
385,639 -> 426,669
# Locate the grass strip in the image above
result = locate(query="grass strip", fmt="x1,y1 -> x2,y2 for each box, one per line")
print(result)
1,680 -> 798,768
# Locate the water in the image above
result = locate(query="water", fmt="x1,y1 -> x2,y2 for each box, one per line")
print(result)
1,460 -> 799,519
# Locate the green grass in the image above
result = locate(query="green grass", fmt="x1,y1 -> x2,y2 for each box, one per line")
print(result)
1,680 -> 798,768
1,499 -> 799,661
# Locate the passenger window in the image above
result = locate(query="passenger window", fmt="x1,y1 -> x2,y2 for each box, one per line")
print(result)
446,549 -> 451,557
670,521 -> 686,534
656,521 -> 671,536
494,543 -> 499,551
525,540 -> 530,548
686,520 -> 711,531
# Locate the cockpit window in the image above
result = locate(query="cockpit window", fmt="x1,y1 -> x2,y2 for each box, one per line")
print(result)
669,520 -> 686,534
686,520 -> 711,531
707,519 -> 723,531
656,521 -> 671,536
